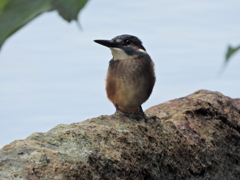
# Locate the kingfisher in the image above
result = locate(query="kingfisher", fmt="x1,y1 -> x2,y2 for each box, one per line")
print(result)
94,34 -> 155,118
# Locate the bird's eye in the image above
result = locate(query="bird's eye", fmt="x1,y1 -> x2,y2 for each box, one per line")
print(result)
124,39 -> 130,45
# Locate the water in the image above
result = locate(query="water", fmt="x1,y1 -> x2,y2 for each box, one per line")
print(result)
0,0 -> 240,147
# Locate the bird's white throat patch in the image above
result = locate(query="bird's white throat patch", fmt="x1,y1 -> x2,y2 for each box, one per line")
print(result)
110,48 -> 147,60
110,48 -> 130,60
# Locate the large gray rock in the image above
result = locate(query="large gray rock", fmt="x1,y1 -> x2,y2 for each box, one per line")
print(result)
0,90 -> 240,180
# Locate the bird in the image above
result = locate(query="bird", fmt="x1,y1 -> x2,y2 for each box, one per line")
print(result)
94,34 -> 155,118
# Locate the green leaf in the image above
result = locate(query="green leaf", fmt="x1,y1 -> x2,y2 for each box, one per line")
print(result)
225,45 -> 240,62
51,0 -> 88,22
0,0 -> 88,49
0,0 -> 52,49
0,0 -> 8,13
219,45 -> 240,75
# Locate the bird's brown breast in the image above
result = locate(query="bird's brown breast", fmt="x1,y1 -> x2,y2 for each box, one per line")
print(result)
106,54 -> 155,113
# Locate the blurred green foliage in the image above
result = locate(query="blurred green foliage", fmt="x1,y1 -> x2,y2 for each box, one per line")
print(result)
219,45 -> 240,74
225,45 -> 240,62
0,0 -> 88,49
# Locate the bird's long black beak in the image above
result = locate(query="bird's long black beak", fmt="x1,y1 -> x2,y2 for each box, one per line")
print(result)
94,40 -> 119,48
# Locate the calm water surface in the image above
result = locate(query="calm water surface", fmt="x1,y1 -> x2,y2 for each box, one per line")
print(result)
0,0 -> 240,147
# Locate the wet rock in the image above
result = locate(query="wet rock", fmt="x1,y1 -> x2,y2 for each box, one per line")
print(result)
0,90 -> 239,180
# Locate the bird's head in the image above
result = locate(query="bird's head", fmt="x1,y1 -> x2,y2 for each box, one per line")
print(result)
94,34 -> 147,60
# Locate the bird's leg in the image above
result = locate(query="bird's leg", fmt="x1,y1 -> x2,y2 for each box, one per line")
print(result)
114,104 -> 141,118
137,106 -> 155,120
136,105 -> 145,116
114,104 -> 153,120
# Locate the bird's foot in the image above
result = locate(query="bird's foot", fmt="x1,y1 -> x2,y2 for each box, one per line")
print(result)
114,106 -> 155,121
114,109 -> 142,120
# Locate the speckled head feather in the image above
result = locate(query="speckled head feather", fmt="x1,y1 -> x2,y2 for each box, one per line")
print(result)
112,34 -> 146,51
